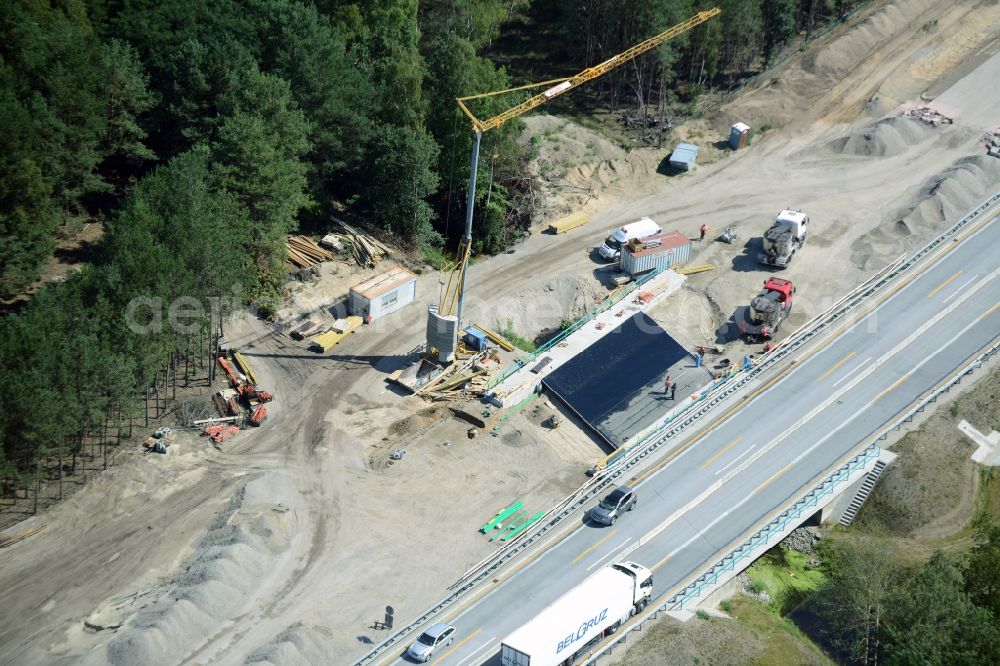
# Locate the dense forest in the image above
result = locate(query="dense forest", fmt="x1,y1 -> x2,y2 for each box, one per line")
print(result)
0,0 -> 870,491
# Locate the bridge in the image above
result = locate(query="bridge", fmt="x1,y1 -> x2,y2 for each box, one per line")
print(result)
362,193 -> 1000,666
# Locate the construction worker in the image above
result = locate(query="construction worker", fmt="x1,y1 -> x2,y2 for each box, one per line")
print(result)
742,354 -> 753,371
694,351 -> 703,368
699,223 -> 708,241
663,375 -> 676,400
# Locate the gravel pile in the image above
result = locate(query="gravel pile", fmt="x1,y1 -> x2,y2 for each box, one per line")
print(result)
95,477 -> 296,666
851,154 -> 1000,269
827,116 -> 934,157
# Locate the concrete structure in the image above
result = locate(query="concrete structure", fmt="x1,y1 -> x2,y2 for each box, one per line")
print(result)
349,265 -> 416,321
488,270 -> 686,409
668,143 -> 699,171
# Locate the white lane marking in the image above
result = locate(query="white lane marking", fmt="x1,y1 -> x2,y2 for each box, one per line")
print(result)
454,637 -> 497,666
943,274 -> 979,303
586,537 -> 632,571
715,445 -> 757,476
833,357 -> 871,387
632,269 -> 998,561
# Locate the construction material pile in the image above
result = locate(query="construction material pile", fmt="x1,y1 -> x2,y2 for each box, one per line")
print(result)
985,129 -> 1000,158
900,106 -> 953,127
286,235 -> 333,269
333,219 -> 393,267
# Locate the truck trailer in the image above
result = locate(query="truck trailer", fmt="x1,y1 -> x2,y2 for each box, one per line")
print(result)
500,561 -> 653,666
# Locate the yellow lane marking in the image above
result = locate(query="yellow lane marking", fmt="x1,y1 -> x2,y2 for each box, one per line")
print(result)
754,463 -> 793,494
432,627 -> 482,665
700,437 -> 743,470
927,270 -> 964,298
651,551 -> 673,573
816,351 -> 857,382
980,302 -> 1000,321
571,529 -> 618,565
871,373 -> 910,404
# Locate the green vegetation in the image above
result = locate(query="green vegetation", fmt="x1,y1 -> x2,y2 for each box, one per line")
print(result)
747,546 -> 827,613
495,320 -> 536,353
728,596 -> 832,666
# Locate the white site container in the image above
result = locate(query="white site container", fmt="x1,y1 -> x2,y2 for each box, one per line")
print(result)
349,265 -> 417,321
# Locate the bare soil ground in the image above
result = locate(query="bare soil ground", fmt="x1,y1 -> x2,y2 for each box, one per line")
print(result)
2,0 -> 1000,663
857,364 -> 1000,545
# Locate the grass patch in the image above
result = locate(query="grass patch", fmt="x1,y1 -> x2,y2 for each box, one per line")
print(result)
746,547 -> 826,613
729,597 -> 833,666
495,319 -> 537,352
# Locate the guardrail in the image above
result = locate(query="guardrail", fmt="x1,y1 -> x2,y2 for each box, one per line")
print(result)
584,336 -> 1000,666
352,192 -> 999,666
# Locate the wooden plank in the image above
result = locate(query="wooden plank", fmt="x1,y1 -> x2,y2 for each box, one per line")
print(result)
232,351 -> 258,386
675,263 -> 715,275
548,211 -> 590,234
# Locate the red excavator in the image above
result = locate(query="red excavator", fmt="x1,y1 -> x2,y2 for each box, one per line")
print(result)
739,277 -> 794,341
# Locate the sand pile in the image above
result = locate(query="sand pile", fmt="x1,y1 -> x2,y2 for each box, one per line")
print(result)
827,116 -> 935,157
92,476 -> 297,666
724,0 -> 942,128
246,624 -> 330,665
850,155 -> 1000,269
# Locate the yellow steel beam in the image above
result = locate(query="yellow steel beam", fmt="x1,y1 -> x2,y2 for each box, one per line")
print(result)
457,9 -> 720,134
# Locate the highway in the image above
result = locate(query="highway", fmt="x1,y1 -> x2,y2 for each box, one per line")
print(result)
387,202 -> 999,666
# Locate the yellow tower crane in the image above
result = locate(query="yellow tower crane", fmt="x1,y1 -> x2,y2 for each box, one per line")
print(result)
430,8 -> 720,361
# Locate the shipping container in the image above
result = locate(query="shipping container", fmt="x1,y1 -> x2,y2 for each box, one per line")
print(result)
349,265 -> 417,321
668,143 -> 699,170
619,230 -> 691,275
729,122 -> 750,150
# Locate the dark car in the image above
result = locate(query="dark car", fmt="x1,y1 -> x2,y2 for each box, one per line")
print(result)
589,485 -> 637,525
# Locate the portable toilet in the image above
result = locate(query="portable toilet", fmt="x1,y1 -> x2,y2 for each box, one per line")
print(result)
729,122 -> 750,150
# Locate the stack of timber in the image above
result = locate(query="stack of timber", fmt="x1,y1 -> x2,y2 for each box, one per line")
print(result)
0,524 -> 46,548
416,353 -> 490,400
332,218 -> 393,268
286,235 -> 334,268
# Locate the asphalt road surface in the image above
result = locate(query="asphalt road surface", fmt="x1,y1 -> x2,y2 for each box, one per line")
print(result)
389,203 -> 999,666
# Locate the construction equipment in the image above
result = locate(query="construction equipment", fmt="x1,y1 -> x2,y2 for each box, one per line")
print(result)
428,8 -> 722,362
717,226 -> 737,244
203,424 -> 240,443
739,277 -> 795,341
758,210 -> 809,267
248,404 -> 267,426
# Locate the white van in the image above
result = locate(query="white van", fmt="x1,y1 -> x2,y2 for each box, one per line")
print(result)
599,217 -> 662,261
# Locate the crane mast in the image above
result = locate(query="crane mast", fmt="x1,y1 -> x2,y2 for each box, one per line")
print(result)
428,8 -> 721,363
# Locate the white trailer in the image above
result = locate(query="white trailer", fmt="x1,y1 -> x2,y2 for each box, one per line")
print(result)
500,561 -> 653,666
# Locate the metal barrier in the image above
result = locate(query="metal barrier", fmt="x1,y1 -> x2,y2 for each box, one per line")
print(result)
352,192 -> 999,666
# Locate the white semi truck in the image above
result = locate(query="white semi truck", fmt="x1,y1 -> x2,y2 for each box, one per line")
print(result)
757,209 -> 809,268
500,561 -> 654,666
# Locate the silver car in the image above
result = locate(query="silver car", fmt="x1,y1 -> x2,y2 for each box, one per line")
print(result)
589,486 -> 637,526
407,623 -> 455,662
